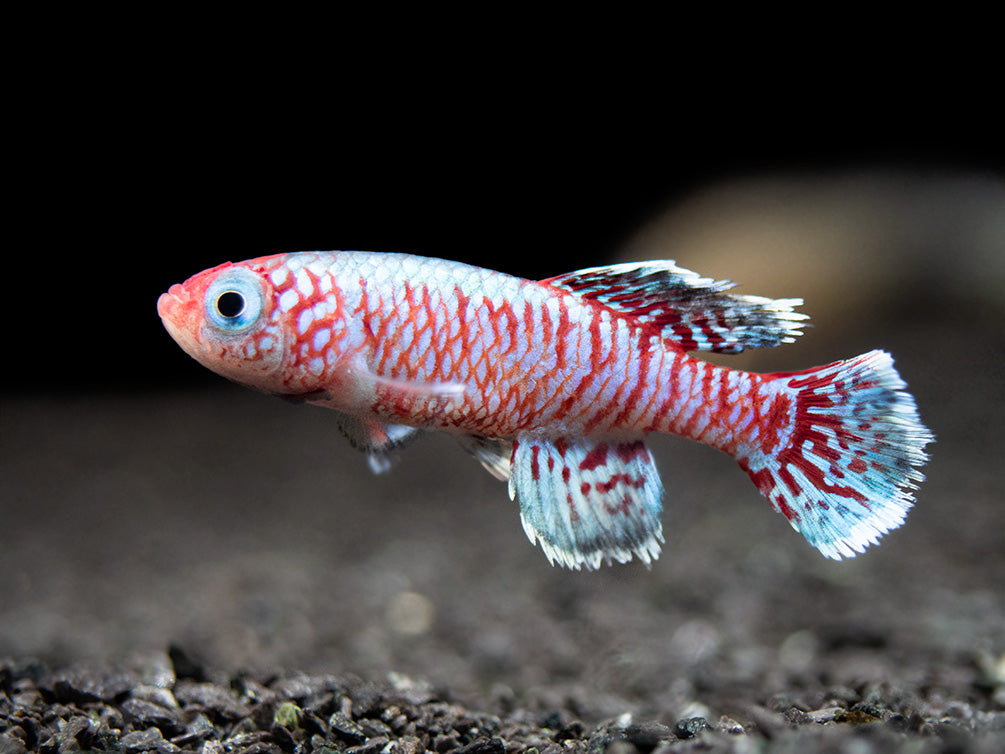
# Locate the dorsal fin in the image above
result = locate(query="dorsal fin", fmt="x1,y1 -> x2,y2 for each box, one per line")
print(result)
543,261 -> 808,353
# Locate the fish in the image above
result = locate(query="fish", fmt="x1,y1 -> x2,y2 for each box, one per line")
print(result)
158,251 -> 934,569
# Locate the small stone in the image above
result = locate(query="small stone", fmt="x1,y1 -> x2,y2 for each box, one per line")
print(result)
271,677 -> 316,701
839,708 -> 883,725
11,690 -> 42,710
783,707 -> 812,725
805,707 -> 843,724
0,733 -> 28,754
271,673 -> 341,702
7,717 -> 39,751
624,722 -> 673,749
455,738 -> 505,754
127,651 -> 176,689
237,678 -> 278,707
225,730 -> 266,749
121,698 -> 184,737
169,712 -> 215,746
238,744 -> 282,754
120,727 -> 181,753
274,701 -> 302,730
173,680 -> 249,720
716,715 -> 745,735
849,700 -> 886,721
300,711 -> 329,738
45,666 -> 135,704
346,735 -> 389,754
269,721 -> 297,753
329,712 -> 367,745
131,684 -> 180,709
94,702 -> 125,731
673,717 -> 711,739
58,715 -> 91,740
359,717 -> 393,738
2,728 -> 26,747
397,735 -> 425,754
386,713 -> 410,734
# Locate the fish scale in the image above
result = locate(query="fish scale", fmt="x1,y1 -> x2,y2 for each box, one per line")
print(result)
159,251 -> 933,569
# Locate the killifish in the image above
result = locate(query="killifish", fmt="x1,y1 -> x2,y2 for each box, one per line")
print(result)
158,252 -> 933,569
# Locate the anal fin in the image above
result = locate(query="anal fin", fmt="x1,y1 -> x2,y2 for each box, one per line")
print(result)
509,436 -> 665,570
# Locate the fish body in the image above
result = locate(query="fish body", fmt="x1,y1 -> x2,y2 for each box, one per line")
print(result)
158,251 -> 933,569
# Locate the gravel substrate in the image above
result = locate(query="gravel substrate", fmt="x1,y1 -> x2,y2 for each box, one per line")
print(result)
3,645 -> 1003,753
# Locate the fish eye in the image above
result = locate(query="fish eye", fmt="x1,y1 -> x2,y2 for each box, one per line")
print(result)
215,290 -> 246,319
205,269 -> 265,333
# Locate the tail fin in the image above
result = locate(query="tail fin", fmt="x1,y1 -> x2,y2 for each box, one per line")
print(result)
740,350 -> 933,559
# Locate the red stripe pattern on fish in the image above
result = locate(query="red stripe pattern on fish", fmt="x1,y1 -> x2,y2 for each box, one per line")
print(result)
158,252 -> 933,569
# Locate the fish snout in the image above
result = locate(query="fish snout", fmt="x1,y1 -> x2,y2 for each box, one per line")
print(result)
157,284 -> 203,353
157,284 -> 190,322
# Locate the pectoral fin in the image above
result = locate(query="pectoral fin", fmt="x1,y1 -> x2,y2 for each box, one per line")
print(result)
330,411 -> 422,474
363,366 -> 466,403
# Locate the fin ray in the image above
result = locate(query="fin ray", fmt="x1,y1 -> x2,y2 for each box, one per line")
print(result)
740,350 -> 933,558
544,261 -> 807,353
456,435 -> 513,480
509,436 -> 664,570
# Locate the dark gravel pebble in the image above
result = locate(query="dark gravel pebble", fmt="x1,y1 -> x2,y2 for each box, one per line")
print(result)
0,734 -> 28,754
120,726 -> 179,753
455,737 -> 505,754
330,710 -> 367,744
673,716 -> 711,739
625,721 -> 674,749
42,666 -> 135,704
121,697 -> 185,736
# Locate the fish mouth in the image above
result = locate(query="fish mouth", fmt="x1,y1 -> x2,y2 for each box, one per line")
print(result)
157,284 -> 202,352
157,284 -> 189,322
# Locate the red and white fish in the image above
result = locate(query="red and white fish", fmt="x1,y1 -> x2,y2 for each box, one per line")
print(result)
158,252 -> 933,569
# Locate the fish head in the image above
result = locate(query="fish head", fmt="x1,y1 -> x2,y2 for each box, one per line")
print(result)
158,260 -> 287,390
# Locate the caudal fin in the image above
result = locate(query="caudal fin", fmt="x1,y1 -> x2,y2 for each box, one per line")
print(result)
740,350 -> 933,559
